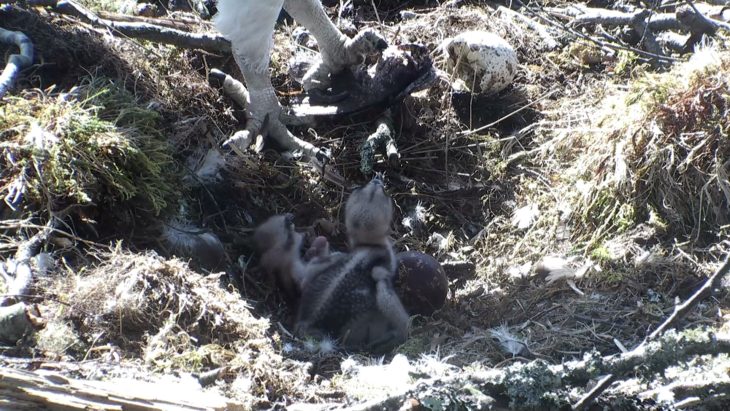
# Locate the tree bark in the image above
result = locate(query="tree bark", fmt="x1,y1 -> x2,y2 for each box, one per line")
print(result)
0,366 -> 240,410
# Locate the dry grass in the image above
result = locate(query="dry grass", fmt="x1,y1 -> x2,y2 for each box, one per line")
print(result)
545,47 -> 730,246
33,245 -> 317,408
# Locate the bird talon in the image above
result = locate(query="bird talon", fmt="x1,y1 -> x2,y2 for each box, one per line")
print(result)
222,130 -> 254,156
345,28 -> 389,61
315,149 -> 331,165
309,150 -> 344,186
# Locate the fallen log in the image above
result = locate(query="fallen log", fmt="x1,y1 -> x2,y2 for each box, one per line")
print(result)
1,0 -> 231,53
0,366 -> 241,410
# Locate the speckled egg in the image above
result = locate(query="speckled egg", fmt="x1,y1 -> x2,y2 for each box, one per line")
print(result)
395,251 -> 448,316
441,31 -> 518,95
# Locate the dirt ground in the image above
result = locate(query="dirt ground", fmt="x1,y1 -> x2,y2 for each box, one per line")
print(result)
1,1 -> 729,409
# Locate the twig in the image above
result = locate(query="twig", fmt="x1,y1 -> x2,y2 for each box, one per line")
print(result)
572,254 -> 730,410
647,254 -> 730,340
0,27 -> 33,99
571,374 -> 616,410
497,6 -> 559,50
360,110 -> 397,174
458,88 -> 558,136
630,10 -> 666,60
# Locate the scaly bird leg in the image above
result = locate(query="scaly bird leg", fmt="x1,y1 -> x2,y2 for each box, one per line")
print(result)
214,0 -> 386,183
214,0 -> 340,183
283,0 -> 388,92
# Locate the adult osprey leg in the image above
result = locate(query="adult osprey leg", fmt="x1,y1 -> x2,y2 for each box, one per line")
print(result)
283,0 -> 387,92
214,0 -> 386,168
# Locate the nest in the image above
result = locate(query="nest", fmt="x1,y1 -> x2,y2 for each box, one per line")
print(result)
554,48 -> 730,245
1,1 -> 730,408
34,246 -> 317,407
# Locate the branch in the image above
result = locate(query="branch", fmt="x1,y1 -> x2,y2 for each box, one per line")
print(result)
289,329 -> 730,411
0,366 -> 239,410
647,379 -> 730,406
0,27 -> 33,99
1,0 -> 230,52
675,3 -> 730,51
510,0 -> 678,64
572,254 -> 730,409
680,1 -> 730,32
52,0 -> 230,52
565,6 -> 683,32
95,10 -> 214,31
0,0 -> 58,6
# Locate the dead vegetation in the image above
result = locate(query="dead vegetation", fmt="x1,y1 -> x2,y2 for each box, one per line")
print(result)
1,1 -> 730,410
1,76 -> 178,215
569,48 -> 730,244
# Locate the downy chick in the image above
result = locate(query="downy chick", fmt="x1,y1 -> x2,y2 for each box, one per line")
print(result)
295,175 -> 410,353
254,213 -> 334,301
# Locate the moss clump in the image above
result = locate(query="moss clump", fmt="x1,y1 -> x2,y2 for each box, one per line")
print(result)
569,49 -> 730,244
76,0 -> 129,13
502,361 -> 566,410
0,76 -> 179,215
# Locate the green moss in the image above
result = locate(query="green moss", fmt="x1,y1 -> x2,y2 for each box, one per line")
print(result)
595,268 -> 625,288
502,361 -> 567,410
166,344 -> 227,373
76,0 -> 128,13
626,73 -> 681,107
590,245 -> 611,263
0,76 -> 179,215
614,50 -> 642,77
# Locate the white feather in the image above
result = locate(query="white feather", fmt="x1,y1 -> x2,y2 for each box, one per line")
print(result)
489,324 -> 527,357
214,0 -> 285,72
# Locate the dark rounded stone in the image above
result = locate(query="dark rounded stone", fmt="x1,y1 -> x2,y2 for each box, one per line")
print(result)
395,251 -> 448,316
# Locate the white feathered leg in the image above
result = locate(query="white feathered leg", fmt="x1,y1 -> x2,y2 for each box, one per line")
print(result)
283,0 -> 388,91
214,0 -> 328,167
